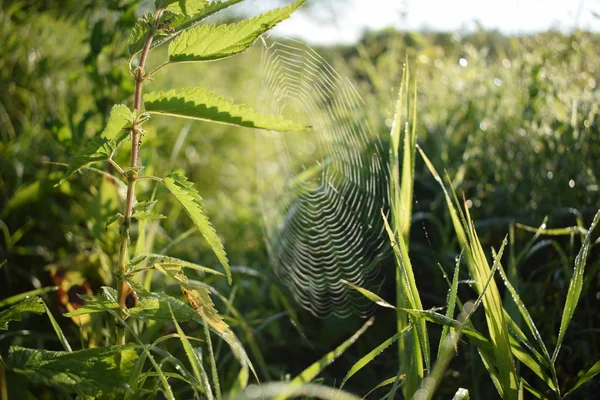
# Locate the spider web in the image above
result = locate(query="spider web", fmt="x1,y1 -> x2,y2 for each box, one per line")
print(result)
256,36 -> 391,318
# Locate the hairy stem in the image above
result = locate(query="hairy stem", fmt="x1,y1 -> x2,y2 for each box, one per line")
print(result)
115,9 -> 163,345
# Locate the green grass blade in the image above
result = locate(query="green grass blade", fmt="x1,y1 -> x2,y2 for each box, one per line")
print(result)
203,320 -> 222,400
419,146 -> 518,399
363,376 -> 402,398
438,253 -> 461,361
42,301 -> 72,352
552,209 -> 600,363
169,304 -> 213,399
564,359 -> 600,397
340,326 -> 411,388
0,287 -> 58,308
340,279 -> 396,309
274,318 -> 374,400
383,212 -> 428,397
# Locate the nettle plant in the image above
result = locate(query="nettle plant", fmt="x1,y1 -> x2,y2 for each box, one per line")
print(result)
0,0 -> 308,398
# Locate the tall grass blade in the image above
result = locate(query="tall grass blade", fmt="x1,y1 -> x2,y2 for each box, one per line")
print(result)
204,320 -> 222,400
383,212 -> 429,397
274,318 -> 374,400
418,146 -> 519,399
169,304 -> 213,399
388,62 -> 426,398
552,209 -> 600,362
42,301 -> 72,352
438,254 -> 461,361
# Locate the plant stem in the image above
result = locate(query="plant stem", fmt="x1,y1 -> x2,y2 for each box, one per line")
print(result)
115,9 -> 163,345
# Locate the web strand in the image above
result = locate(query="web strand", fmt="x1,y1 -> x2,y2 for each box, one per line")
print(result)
257,36 -> 391,318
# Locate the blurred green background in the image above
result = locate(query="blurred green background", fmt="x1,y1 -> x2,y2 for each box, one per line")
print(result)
1,0 -> 599,398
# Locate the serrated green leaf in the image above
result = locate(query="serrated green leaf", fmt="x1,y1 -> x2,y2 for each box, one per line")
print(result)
159,0 -> 208,15
163,172 -> 231,283
0,296 -> 45,330
553,209 -> 600,362
56,137 -> 113,186
134,199 -> 158,213
57,104 -> 132,186
128,1 -> 244,56
102,104 -> 134,141
132,211 -> 167,220
106,212 -> 124,229
7,345 -> 138,396
144,87 -> 309,132
168,0 -> 305,62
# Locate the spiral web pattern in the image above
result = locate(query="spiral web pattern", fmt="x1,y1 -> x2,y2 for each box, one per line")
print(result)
257,37 -> 391,318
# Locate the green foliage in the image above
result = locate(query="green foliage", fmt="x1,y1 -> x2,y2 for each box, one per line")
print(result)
553,209 -> 600,362
2,0 -> 600,398
0,296 -> 45,330
168,0 -> 306,62
163,172 -> 231,283
128,0 -> 245,55
274,317 -> 374,399
6,345 -> 138,396
144,87 -> 309,131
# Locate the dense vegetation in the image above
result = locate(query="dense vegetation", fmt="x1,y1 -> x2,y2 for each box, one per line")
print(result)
1,1 -> 599,399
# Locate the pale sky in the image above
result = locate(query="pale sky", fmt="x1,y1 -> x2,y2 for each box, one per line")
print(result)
243,0 -> 600,45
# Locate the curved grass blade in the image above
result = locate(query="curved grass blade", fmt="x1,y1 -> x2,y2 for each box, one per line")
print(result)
363,375 -> 403,398
418,146 -> 518,399
42,301 -> 72,352
0,287 -> 58,308
340,326 -> 411,388
564,359 -> 600,397
552,209 -> 600,363
273,318 -> 374,400
340,279 -> 396,309
169,304 -> 213,399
